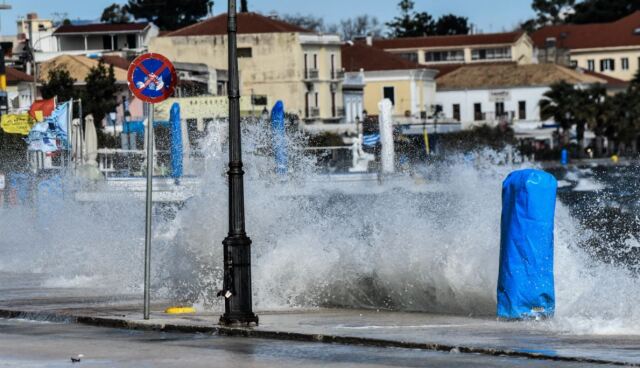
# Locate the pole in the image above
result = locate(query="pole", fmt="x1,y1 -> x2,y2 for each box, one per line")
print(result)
219,0 -> 258,326
143,102 -> 153,320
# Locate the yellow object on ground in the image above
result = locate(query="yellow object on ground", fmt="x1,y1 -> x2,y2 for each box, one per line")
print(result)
164,306 -> 196,314
611,154 -> 619,163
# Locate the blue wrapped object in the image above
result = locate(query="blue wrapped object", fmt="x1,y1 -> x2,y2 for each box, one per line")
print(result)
497,169 -> 557,320
169,103 -> 183,179
270,100 -> 288,176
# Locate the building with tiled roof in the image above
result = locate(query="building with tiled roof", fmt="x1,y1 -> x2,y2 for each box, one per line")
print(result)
30,20 -> 158,63
151,12 -> 344,127
163,12 -> 311,37
532,11 -> 640,81
370,31 -> 534,67
341,42 -> 438,124
435,63 -> 615,139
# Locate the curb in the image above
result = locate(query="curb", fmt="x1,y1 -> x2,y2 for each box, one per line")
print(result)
0,308 -> 634,367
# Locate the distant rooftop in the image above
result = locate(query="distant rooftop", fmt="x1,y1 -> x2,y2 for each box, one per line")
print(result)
341,42 -> 424,72
7,67 -> 33,84
164,12 -> 312,37
372,31 -> 526,50
532,11 -> 640,50
436,63 -> 608,90
54,22 -> 150,35
39,54 -> 128,84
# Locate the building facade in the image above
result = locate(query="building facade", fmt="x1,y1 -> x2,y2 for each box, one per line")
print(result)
532,12 -> 640,81
370,31 -> 534,67
32,22 -> 158,63
342,42 -> 438,124
435,63 -> 612,141
150,12 -> 344,125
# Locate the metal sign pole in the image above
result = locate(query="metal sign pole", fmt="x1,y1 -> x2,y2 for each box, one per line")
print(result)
143,102 -> 153,320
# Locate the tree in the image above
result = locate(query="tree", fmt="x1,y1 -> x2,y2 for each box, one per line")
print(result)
40,66 -> 77,102
531,0 -> 576,26
280,14 -> 325,32
83,61 -> 118,140
434,14 -> 469,35
567,0 -> 640,24
339,15 -> 383,40
101,3 -> 132,23
539,81 -> 583,146
240,0 -> 248,12
386,1 -> 470,38
386,0 -> 435,37
125,0 -> 213,31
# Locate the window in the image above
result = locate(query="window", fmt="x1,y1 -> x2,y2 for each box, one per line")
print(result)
425,49 -> 464,62
471,47 -> 511,60
304,54 -> 308,78
330,54 -> 336,78
495,102 -> 505,117
331,92 -> 336,117
313,54 -> 318,69
518,101 -> 526,120
383,87 -> 395,105
126,34 -> 137,49
102,35 -> 113,50
305,92 -> 310,117
452,104 -> 460,121
238,47 -> 252,58
314,92 -> 319,107
600,59 -> 615,71
570,60 -> 578,68
587,59 -> 595,71
622,57 -> 629,70
545,37 -> 556,48
397,52 -> 419,63
474,103 -> 482,121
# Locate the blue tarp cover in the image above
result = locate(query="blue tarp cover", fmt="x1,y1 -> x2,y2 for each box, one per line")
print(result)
497,169 -> 557,319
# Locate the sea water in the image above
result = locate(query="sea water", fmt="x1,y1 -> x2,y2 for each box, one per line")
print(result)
0,121 -> 639,335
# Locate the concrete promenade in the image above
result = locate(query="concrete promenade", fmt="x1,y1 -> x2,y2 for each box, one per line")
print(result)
0,279 -> 638,367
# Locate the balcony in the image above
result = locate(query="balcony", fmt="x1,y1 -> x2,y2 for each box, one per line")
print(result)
309,107 -> 320,118
331,70 -> 345,80
335,107 -> 345,117
305,69 -> 319,80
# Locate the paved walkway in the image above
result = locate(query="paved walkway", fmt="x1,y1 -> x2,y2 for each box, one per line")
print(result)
0,295 -> 638,366
0,274 -> 637,366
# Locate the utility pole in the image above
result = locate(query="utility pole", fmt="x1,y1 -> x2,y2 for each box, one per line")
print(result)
218,0 -> 258,326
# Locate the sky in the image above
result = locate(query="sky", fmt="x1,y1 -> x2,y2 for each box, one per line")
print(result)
2,0 -> 536,35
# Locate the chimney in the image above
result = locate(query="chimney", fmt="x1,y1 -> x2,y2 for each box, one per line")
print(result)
366,35 -> 372,46
27,13 -> 38,20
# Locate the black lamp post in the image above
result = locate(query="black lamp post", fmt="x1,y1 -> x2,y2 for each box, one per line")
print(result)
219,0 -> 259,326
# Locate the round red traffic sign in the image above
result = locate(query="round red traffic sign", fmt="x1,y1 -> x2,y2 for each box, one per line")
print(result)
127,53 -> 178,103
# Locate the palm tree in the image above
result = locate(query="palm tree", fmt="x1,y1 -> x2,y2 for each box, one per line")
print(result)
539,81 -> 583,147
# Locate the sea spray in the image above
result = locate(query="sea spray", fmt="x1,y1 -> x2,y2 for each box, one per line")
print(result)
0,120 -> 639,334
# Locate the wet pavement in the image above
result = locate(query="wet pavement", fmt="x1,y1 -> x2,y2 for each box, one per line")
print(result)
0,272 -> 638,366
0,318 -> 622,368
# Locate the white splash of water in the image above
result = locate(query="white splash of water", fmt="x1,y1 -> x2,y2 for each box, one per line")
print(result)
1,121 -> 639,335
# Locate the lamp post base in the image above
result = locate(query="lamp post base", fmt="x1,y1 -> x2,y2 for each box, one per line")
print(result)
219,313 -> 259,326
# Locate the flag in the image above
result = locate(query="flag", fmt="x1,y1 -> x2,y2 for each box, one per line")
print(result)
0,114 -> 34,135
363,133 -> 380,147
49,101 -> 70,141
28,98 -> 55,122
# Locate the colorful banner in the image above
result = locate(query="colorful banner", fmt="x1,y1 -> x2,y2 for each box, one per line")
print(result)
0,114 -> 34,135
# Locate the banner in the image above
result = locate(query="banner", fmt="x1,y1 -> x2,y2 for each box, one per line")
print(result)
0,114 -> 34,135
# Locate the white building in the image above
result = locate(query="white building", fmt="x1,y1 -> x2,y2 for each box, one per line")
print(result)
34,22 -> 158,62
435,63 -> 616,141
